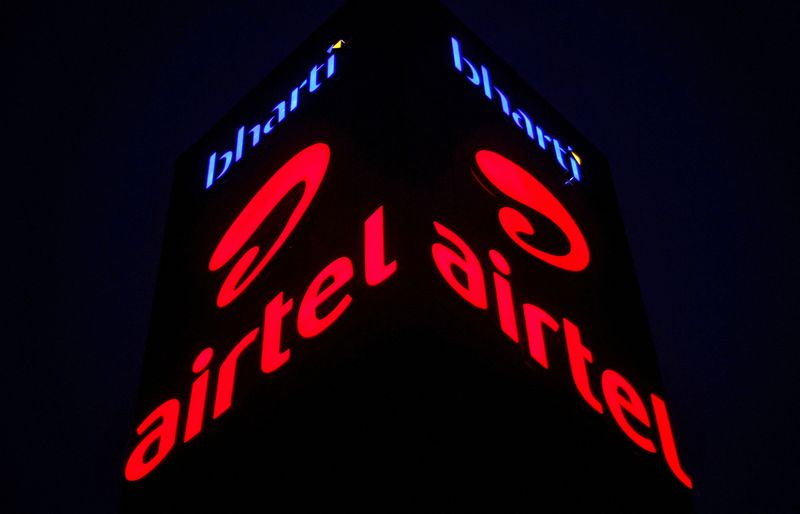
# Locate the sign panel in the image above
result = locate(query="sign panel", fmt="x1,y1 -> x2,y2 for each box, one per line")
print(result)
122,2 -> 693,511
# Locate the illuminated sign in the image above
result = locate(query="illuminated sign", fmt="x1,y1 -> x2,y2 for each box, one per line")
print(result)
123,3 -> 693,512
126,145 -> 690,489
451,37 -> 584,184
205,44 -> 341,189
430,149 -> 691,488
126,143 -> 397,480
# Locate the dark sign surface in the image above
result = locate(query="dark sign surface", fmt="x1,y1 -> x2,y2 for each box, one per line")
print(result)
122,1 -> 693,511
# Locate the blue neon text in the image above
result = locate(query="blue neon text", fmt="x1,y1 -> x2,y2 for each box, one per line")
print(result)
451,37 -> 582,183
205,47 -> 338,189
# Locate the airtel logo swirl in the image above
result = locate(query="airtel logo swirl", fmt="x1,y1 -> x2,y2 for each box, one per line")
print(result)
209,143 -> 331,308
474,149 -> 590,272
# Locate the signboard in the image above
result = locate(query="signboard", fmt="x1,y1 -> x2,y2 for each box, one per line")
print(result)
122,2 -> 694,511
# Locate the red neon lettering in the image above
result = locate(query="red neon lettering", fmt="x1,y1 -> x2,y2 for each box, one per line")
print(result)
602,369 -> 656,453
124,399 -> 180,482
562,318 -> 604,413
489,249 -> 518,343
184,348 -> 214,442
426,210 -> 691,488
652,393 -> 693,488
261,292 -> 294,373
213,328 -> 260,419
297,257 -> 354,338
364,206 -> 397,286
474,150 -> 590,272
209,143 -> 330,308
432,221 -> 488,309
521,303 -> 559,368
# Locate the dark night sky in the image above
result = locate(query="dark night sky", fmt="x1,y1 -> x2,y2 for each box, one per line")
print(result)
6,1 -> 798,512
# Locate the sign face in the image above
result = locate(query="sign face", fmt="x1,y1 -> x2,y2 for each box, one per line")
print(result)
122,2 -> 693,511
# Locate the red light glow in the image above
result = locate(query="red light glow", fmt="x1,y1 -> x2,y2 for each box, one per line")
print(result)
602,369 -> 656,453
429,218 -> 693,489
124,399 -> 180,482
432,221 -> 488,309
475,150 -> 590,272
652,393 -> 694,488
521,303 -> 559,369
260,292 -> 294,373
364,206 -> 397,286
127,199 -> 400,482
489,249 -> 519,343
563,318 -> 604,413
209,143 -> 331,308
298,257 -> 354,338
128,136 -> 693,491
184,348 -> 214,442
213,328 -> 260,419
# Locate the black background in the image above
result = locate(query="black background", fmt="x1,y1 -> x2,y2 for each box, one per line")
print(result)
5,0 -> 798,513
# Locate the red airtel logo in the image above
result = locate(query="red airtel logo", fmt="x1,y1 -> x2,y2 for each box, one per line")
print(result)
125,142 -> 396,482
209,142 -> 331,308
126,144 -> 692,490
474,149 -> 589,272
431,149 -> 692,489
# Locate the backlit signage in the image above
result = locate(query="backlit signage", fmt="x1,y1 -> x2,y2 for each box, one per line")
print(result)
205,43 -> 340,189
123,3 -> 693,511
451,37 -> 584,184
